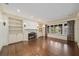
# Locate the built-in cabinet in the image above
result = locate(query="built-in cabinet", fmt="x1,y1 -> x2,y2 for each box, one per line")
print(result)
8,17 -> 23,44
8,17 -> 23,33
8,17 -> 40,43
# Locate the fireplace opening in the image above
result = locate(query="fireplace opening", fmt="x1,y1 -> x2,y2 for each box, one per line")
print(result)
28,32 -> 37,41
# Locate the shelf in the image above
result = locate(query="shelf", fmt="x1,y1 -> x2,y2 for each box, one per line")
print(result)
9,25 -> 22,27
24,29 -> 37,30
9,22 -> 22,25
8,17 -> 23,34
9,30 -> 23,34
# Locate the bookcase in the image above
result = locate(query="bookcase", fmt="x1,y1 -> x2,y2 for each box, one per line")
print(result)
8,17 -> 23,34
8,17 -> 23,44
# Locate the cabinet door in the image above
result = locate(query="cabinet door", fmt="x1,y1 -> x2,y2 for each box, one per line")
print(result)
9,34 -> 16,44
17,33 -> 23,42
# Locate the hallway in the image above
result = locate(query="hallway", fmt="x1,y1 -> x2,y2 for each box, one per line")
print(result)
0,37 -> 79,56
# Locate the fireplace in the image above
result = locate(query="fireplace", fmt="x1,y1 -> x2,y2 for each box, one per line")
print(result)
28,32 -> 37,40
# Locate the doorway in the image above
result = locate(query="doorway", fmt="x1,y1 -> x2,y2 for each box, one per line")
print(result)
67,20 -> 75,44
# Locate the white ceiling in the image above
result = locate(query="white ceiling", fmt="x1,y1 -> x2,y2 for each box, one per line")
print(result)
3,3 -> 79,21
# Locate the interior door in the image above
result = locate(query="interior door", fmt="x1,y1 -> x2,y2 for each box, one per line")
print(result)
45,25 -> 48,38
67,20 -> 75,43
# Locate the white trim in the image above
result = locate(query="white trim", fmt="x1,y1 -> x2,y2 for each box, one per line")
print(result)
77,43 -> 79,48
0,46 -> 2,51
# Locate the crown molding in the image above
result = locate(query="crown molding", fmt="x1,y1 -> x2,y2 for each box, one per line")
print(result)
47,11 -> 79,23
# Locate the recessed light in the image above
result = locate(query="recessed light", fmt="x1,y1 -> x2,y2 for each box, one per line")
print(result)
17,9 -> 20,13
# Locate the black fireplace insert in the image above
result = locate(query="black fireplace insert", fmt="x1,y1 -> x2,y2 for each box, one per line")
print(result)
28,32 -> 37,40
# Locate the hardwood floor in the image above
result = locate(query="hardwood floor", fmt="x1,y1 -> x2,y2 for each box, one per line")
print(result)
0,37 -> 79,56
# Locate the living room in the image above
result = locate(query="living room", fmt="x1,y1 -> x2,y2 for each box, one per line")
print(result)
0,3 -> 79,56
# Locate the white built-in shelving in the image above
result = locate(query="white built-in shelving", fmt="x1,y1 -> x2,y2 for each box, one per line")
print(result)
8,17 -> 23,34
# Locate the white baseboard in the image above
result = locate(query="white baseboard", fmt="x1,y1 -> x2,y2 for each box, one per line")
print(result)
23,39 -> 28,41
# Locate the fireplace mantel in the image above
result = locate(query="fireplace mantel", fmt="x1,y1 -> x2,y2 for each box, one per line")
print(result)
23,29 -> 38,41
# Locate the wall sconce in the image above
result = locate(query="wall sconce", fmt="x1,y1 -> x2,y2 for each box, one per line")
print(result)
43,25 -> 45,27
3,22 -> 6,26
24,24 -> 26,27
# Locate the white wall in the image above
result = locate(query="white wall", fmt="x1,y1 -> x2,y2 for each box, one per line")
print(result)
48,33 -> 67,40
0,12 -> 8,50
0,11 -> 3,50
75,19 -> 79,46
23,19 -> 38,29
